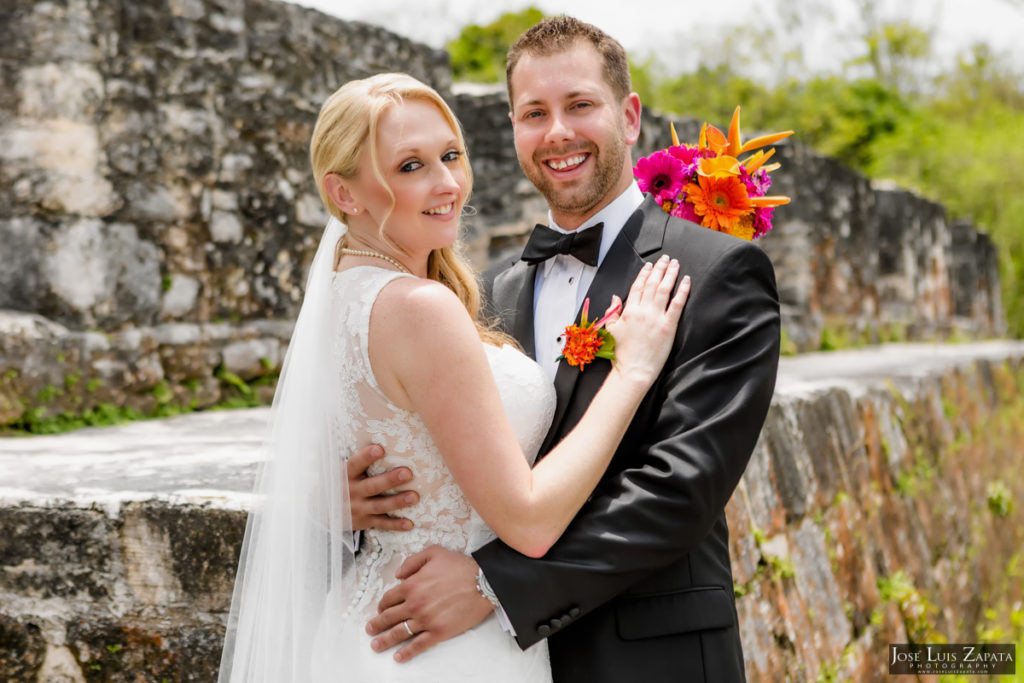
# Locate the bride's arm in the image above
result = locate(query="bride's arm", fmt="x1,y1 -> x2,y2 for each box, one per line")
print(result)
370,256 -> 688,558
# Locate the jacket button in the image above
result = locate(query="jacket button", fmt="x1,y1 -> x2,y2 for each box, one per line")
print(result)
569,607 -> 581,618
538,624 -> 552,637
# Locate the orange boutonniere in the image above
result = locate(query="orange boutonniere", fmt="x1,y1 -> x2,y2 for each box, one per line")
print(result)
558,298 -> 620,371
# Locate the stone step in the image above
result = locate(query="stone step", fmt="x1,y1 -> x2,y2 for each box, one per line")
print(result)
2,340 -> 1023,681
5,341 -> 1021,509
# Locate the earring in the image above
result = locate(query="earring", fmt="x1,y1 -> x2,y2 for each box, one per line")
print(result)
351,208 -> 360,214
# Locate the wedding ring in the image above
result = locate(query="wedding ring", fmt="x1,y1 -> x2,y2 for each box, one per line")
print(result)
403,620 -> 414,637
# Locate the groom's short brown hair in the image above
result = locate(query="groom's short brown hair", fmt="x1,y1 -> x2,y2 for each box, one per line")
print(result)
505,15 -> 632,105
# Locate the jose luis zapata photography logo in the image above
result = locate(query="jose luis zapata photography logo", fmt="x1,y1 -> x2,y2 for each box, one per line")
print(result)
889,643 -> 1016,675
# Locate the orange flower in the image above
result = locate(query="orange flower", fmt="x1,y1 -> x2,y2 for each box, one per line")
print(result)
558,298 -> 619,370
698,155 -> 741,178
561,324 -> 605,368
685,175 -> 752,234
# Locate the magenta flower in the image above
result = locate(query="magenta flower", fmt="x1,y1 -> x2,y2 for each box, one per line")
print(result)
739,168 -> 758,196
667,145 -> 703,179
670,197 -> 700,223
634,151 -> 687,203
667,145 -> 700,165
753,206 -> 775,238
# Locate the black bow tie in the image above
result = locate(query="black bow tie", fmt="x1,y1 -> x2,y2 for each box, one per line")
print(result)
521,223 -> 604,267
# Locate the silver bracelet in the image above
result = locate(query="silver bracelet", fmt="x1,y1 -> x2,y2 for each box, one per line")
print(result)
476,568 -> 501,609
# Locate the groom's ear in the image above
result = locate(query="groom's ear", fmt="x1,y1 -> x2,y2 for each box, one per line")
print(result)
622,93 -> 642,147
323,172 -> 359,215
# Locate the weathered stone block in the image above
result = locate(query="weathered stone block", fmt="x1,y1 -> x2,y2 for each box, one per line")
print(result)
0,614 -> 46,681
0,506 -> 118,601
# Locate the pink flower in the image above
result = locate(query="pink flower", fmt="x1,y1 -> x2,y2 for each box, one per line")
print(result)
752,169 -> 772,195
671,197 -> 700,223
739,168 -> 758,196
634,151 -> 687,204
667,145 -> 700,165
667,145 -> 703,179
753,206 -> 775,238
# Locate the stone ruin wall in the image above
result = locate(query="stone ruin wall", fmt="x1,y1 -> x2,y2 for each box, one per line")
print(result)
2,348 -> 1022,681
0,0 -> 452,427
0,0 -> 1007,431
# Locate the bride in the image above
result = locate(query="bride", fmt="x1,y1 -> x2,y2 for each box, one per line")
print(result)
218,73 -> 689,682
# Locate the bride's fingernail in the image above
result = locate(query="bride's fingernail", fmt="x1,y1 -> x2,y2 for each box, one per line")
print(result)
370,638 -> 381,650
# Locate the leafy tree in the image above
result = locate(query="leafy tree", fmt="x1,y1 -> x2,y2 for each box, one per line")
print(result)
867,47 -> 1024,336
850,20 -> 935,94
446,7 -> 544,83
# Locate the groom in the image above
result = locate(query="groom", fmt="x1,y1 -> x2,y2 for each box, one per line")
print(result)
357,15 -> 780,682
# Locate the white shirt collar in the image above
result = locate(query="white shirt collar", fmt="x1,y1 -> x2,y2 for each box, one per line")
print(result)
545,182 -> 645,268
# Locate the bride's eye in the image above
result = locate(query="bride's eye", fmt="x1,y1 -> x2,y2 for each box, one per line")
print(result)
400,159 -> 423,172
442,150 -> 463,163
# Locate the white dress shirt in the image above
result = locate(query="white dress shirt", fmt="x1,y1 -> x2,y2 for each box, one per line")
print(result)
533,183 -> 646,380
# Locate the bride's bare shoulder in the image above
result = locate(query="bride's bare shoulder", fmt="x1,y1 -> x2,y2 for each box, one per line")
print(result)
371,276 -> 479,347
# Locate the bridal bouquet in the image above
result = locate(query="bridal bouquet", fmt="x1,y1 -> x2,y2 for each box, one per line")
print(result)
633,106 -> 792,240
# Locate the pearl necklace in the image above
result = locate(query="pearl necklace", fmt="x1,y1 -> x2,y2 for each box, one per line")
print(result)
339,248 -> 410,274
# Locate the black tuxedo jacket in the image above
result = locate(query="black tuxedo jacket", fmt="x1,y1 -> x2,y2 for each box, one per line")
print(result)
473,196 -> 780,683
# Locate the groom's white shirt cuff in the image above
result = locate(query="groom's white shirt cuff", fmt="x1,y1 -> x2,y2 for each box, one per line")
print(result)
480,569 -> 517,633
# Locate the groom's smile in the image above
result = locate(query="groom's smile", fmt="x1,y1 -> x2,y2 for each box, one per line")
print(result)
543,151 -> 590,173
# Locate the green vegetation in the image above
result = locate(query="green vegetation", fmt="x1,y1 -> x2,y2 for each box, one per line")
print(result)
6,369 -> 275,435
986,480 -> 1014,517
446,7 -> 543,83
764,552 -> 796,581
446,2 -> 1024,338
11,402 -> 146,435
877,569 -> 942,643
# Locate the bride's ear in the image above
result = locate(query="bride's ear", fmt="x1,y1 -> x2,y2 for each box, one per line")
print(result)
323,172 -> 361,215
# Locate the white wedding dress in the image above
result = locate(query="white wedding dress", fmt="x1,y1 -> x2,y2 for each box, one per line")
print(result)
310,266 -> 556,681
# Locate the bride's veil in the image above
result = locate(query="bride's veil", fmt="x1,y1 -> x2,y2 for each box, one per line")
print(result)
218,217 -> 355,682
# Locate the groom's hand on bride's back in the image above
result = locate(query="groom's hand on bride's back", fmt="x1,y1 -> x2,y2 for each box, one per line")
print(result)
348,444 -> 419,531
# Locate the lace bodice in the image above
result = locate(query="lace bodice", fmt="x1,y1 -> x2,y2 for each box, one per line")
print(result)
330,267 -> 556,621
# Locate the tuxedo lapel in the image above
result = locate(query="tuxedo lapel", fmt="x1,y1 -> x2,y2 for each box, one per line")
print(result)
492,259 -> 539,359
538,197 -> 670,455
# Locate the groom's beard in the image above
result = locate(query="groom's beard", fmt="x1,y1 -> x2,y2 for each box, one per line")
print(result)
521,134 -> 627,220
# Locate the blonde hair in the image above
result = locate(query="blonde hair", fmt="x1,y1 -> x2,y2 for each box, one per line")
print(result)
310,73 -> 511,346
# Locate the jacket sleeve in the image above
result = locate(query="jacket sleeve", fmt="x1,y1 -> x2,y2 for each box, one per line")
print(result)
472,240 -> 781,649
